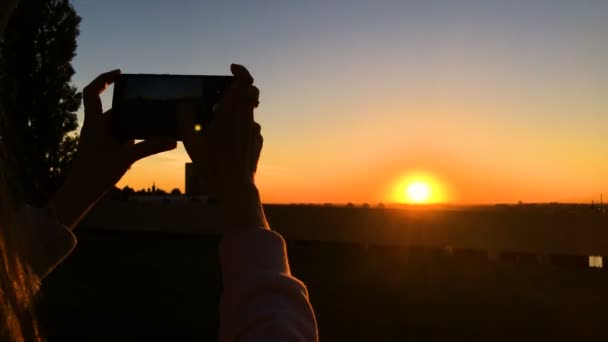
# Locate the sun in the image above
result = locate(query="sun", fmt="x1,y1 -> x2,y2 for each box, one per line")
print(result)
389,172 -> 447,204
406,181 -> 431,203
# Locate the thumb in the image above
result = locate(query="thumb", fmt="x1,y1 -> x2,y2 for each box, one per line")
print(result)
129,137 -> 177,164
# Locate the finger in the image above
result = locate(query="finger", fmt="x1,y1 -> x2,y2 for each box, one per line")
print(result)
85,69 -> 121,94
249,122 -> 263,175
217,64 -> 254,113
232,86 -> 259,129
129,137 -> 177,164
230,63 -> 254,86
214,65 -> 256,127
253,121 -> 261,134
225,64 -> 254,103
83,69 -> 121,120
252,133 -> 263,175
248,86 -> 260,108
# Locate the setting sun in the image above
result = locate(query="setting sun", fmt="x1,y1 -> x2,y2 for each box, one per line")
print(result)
389,172 -> 448,204
406,182 -> 431,203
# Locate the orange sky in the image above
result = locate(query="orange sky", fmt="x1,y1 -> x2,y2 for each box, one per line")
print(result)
72,2 -> 608,204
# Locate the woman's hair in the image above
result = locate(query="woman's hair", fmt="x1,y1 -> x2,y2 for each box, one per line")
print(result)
0,2 -> 43,340
0,72 -> 42,342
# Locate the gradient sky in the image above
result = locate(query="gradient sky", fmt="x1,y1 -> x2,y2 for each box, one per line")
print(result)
69,0 -> 608,204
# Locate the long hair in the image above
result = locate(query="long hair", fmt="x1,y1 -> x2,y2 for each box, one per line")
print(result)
0,63 -> 42,342
0,1 -> 43,340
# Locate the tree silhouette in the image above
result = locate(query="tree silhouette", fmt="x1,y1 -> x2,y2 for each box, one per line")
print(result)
0,0 -> 82,205
121,185 -> 135,198
153,189 -> 167,196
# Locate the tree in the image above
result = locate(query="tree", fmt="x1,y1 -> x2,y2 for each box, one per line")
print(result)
121,185 -> 135,198
153,189 -> 167,196
170,188 -> 182,196
0,0 -> 81,205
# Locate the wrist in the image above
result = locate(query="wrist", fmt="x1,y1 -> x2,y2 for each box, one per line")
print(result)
215,183 -> 269,231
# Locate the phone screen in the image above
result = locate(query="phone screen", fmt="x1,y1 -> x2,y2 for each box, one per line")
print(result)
111,74 -> 234,140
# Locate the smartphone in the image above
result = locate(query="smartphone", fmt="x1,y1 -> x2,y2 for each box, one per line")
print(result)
111,74 -> 235,140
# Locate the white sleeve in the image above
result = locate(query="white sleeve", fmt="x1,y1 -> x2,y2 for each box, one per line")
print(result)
219,228 -> 318,342
16,206 -> 77,284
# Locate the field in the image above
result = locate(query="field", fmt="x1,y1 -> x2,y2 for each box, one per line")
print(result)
38,204 -> 608,341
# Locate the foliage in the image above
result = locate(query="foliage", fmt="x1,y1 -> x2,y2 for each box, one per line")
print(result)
0,0 -> 82,204
121,186 -> 135,197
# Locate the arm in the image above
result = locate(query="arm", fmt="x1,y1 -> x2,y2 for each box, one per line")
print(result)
179,64 -> 318,341
218,187 -> 318,342
220,228 -> 317,341
16,206 -> 76,284
19,70 -> 175,283
49,69 -> 176,231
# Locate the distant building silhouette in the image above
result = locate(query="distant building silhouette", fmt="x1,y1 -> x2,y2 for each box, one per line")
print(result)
185,162 -> 201,196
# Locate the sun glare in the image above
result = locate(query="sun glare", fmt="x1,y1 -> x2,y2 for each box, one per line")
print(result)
390,172 -> 447,204
406,182 -> 430,203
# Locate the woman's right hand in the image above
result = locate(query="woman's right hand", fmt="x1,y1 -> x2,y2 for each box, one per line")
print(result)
178,64 -> 268,229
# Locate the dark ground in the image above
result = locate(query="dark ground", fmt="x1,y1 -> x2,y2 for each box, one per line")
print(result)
38,229 -> 608,341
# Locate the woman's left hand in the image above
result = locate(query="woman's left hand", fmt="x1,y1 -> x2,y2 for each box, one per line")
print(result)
49,69 -> 177,229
